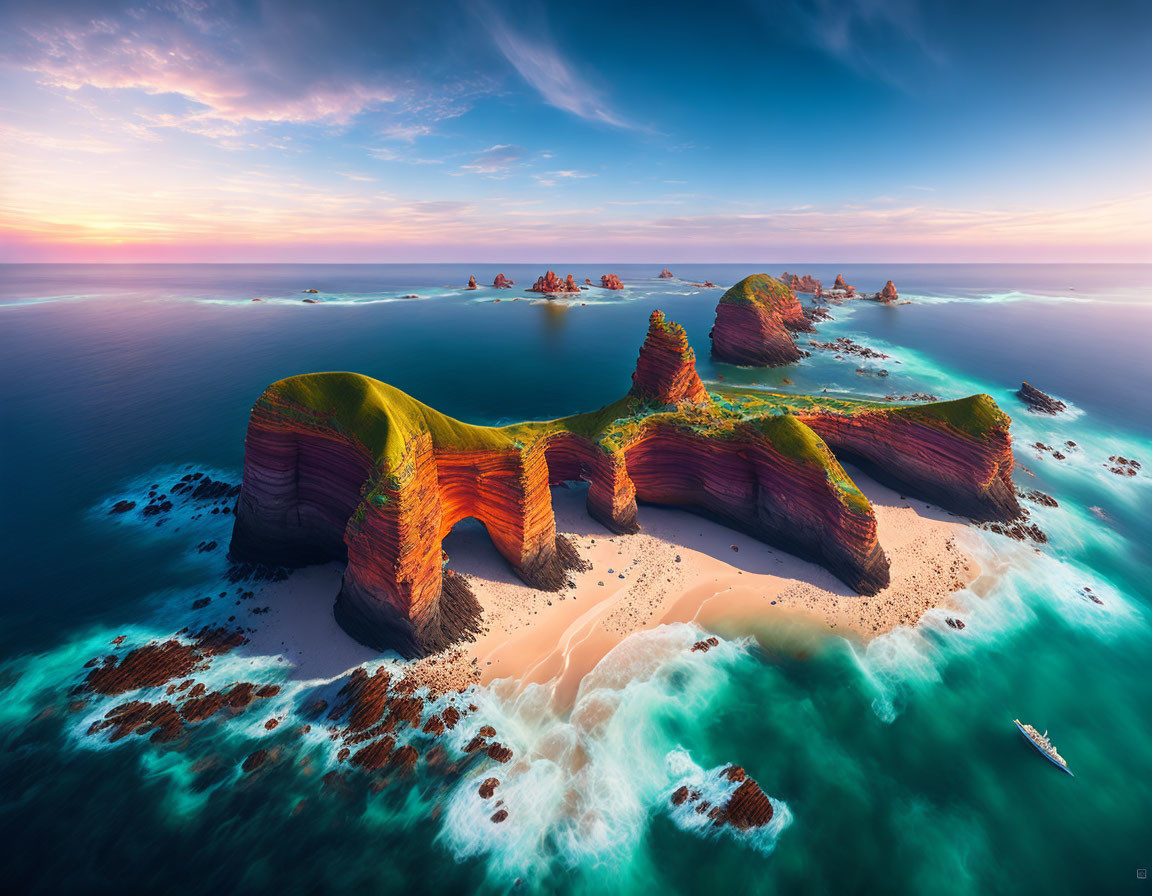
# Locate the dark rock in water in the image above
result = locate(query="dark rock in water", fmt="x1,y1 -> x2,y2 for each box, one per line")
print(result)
691,637 -> 720,653
1018,382 -> 1066,414
714,777 -> 775,830
1105,455 -> 1141,476
1020,489 -> 1058,508
1077,586 -> 1104,605
658,268 -> 674,278
490,809 -> 508,823
945,617 -> 966,630
390,744 -> 419,773
487,742 -> 513,763
243,750 -> 269,773
110,500 -> 136,514
304,289 -> 319,293
351,736 -> 395,771
671,767 -> 775,830
479,777 -> 499,798
302,298 -> 320,304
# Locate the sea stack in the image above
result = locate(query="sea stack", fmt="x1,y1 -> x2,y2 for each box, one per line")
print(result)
630,311 -> 709,406
833,274 -> 855,295
529,271 -> 581,294
711,273 -> 814,366
493,273 -> 514,288
600,274 -> 624,290
878,280 -> 898,303
466,275 -> 478,290
781,272 -> 822,295
658,268 -> 674,278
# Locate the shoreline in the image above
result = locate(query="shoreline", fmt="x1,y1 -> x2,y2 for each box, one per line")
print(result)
237,470 -> 982,705
441,469 -> 980,704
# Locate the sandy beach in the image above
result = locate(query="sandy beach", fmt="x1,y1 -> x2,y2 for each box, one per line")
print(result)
443,468 -> 979,702
238,468 -> 981,703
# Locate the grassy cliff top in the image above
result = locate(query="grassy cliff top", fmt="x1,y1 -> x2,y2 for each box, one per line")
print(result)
262,372 -> 1010,487
717,274 -> 797,311
710,385 -> 1011,439
263,372 -> 517,462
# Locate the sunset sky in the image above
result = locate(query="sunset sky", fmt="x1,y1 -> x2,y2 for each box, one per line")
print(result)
1,0 -> 1150,262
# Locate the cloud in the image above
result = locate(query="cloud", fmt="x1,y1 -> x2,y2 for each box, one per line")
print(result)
480,4 -> 636,129
0,0 -> 491,129
460,144 -> 526,174
766,0 -> 946,88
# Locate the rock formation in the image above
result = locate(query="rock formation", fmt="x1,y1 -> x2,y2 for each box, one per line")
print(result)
466,275 -> 478,290
492,274 -> 514,288
231,309 -> 1019,657
1017,382 -> 1066,415
658,268 -> 674,278
878,280 -> 898,303
781,272 -> 822,295
672,766 -> 776,831
833,274 -> 855,295
630,311 -> 709,406
710,273 -> 814,367
794,397 -> 1020,521
529,271 -> 581,294
600,274 -> 624,290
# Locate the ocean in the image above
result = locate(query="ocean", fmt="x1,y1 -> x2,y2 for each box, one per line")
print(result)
1,263 -> 1149,894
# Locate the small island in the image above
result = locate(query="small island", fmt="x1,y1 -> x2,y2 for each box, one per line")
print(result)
231,310 -> 1019,657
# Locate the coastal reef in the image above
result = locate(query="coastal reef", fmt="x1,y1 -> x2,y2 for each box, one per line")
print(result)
231,309 -> 1019,657
710,273 -> 814,367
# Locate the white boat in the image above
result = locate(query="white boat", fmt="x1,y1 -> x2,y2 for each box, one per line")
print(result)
1014,719 -> 1074,776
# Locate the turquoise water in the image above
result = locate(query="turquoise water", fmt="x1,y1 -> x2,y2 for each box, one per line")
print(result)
0,264 -> 1149,894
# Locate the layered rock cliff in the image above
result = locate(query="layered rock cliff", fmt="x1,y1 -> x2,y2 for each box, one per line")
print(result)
711,273 -> 814,367
630,311 -> 709,406
232,310 -> 1019,656
796,397 -> 1018,520
715,389 -> 1021,523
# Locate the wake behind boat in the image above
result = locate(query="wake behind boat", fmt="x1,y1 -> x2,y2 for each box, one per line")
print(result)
1014,719 -> 1074,776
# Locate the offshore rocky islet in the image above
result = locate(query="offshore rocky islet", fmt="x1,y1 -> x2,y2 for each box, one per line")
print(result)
228,297 -> 1020,659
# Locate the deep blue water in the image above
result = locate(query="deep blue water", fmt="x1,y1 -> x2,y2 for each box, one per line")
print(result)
1,264 -> 1150,894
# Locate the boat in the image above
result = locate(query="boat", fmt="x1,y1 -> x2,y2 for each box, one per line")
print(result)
1014,719 -> 1074,776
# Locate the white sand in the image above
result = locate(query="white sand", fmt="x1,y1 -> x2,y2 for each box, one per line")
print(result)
234,470 -> 980,702
444,470 -> 979,705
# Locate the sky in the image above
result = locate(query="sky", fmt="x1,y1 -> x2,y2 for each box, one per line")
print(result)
0,0 -> 1150,263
